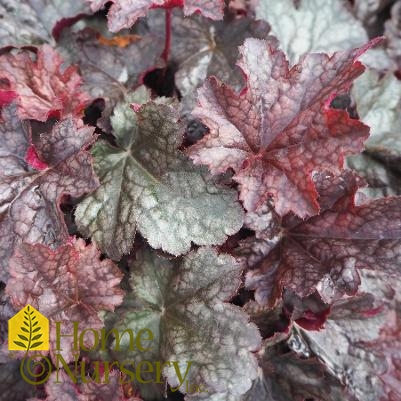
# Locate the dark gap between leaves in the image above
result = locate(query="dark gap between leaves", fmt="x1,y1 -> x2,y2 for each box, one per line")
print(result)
143,62 -> 181,98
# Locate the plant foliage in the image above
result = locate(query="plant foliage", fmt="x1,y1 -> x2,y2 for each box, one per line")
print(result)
1,0 -> 401,400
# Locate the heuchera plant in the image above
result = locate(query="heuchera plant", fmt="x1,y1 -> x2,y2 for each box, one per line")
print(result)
1,0 -> 401,400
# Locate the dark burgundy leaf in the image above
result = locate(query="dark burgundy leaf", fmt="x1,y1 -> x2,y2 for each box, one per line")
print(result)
88,0 -> 225,32
187,38 -> 376,217
283,290 -> 331,331
6,238 -> 124,363
246,170 -> 401,306
0,45 -> 91,121
0,103 -> 98,282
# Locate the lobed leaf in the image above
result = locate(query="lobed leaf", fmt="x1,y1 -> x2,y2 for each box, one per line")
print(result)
6,238 -> 125,363
188,37 -> 373,217
246,171 -> 401,306
107,247 -> 261,399
0,104 -> 98,282
0,45 -> 91,122
75,89 -> 244,259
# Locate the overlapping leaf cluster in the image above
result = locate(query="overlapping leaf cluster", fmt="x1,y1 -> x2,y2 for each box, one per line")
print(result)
1,0 -> 401,400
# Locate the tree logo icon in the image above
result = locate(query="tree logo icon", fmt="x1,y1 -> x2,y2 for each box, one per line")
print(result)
8,304 -> 49,351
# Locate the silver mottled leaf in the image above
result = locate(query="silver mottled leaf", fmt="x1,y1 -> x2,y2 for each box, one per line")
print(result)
75,89 -> 244,258
108,247 -> 261,400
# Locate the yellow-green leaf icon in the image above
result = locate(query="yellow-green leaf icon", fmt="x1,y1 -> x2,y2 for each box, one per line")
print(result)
8,304 -> 49,351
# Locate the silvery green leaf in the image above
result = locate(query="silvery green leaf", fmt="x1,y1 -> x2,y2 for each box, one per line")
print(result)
75,88 -> 244,259
352,69 -> 401,161
109,247 -> 261,399
256,0 -> 368,65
